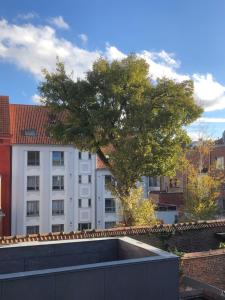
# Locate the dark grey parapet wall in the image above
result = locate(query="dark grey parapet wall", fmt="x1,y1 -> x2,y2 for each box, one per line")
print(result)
0,237 -> 179,300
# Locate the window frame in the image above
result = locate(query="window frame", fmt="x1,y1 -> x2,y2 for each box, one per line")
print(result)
105,198 -> 116,213
52,199 -> 64,216
52,175 -> 64,191
27,151 -> 40,166
52,224 -> 64,233
27,176 -> 39,191
26,225 -> 39,235
78,223 -> 91,231
52,151 -> 64,166
26,200 -> 39,217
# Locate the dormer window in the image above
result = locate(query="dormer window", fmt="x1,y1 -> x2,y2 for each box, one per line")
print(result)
23,129 -> 37,137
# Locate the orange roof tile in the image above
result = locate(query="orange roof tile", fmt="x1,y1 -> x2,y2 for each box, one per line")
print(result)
9,104 -> 62,145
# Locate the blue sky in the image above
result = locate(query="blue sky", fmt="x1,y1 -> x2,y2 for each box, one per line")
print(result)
1,0 -> 225,140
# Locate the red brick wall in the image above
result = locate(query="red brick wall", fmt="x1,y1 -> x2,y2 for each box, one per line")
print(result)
0,144 -> 11,235
182,249 -> 225,290
158,192 -> 184,208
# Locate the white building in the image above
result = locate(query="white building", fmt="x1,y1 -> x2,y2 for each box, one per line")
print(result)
8,103 -> 177,235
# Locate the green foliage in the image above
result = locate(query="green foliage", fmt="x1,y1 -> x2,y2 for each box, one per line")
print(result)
118,188 -> 157,226
219,242 -> 225,248
155,230 -> 175,251
184,142 -> 223,221
39,55 -> 202,202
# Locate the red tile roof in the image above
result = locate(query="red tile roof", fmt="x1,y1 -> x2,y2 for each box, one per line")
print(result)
9,104 -> 61,145
0,96 -> 10,137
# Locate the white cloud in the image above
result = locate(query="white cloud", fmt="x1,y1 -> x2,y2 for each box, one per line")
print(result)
32,94 -> 43,104
0,19 -> 100,79
16,12 -> 38,20
139,50 -> 189,82
48,16 -> 69,30
105,45 -> 126,61
193,74 -> 225,111
1,18 -> 225,112
78,33 -> 88,44
195,117 -> 225,123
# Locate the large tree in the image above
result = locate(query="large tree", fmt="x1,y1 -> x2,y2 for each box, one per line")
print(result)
39,55 -> 202,205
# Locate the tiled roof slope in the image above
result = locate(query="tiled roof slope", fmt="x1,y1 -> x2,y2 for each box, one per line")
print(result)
0,96 -> 10,137
8,104 -> 112,171
0,219 -> 224,245
9,104 -> 61,145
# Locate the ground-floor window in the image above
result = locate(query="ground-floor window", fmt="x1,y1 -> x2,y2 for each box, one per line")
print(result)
52,224 -> 64,232
105,221 -> 116,229
26,225 -> 39,234
78,223 -> 91,231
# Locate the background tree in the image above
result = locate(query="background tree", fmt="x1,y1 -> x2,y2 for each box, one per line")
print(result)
183,140 -> 223,220
39,55 -> 202,223
118,188 -> 157,226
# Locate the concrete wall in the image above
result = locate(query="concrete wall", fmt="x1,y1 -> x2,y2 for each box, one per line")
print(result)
0,238 -> 179,300
0,258 -> 179,300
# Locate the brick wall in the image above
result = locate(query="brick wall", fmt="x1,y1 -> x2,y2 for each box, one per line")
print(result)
131,224 -> 225,252
182,248 -> 225,290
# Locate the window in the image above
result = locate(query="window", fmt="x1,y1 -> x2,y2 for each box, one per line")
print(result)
52,224 -> 64,232
88,175 -> 92,183
216,156 -> 224,170
79,151 -> 82,159
105,221 -> 116,229
78,223 -> 91,231
149,176 -> 159,187
105,175 -> 112,189
78,175 -> 82,184
23,129 -> 37,137
88,198 -> 91,207
88,152 -> 91,159
52,151 -> 64,166
78,199 -> 82,208
52,176 -> 64,190
26,226 -> 39,234
169,178 -> 179,188
105,198 -> 116,213
27,151 -> 40,166
26,201 -> 39,217
52,200 -> 64,215
27,176 -> 39,191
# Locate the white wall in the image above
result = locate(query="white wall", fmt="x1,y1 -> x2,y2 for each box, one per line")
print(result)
96,169 -> 121,229
156,211 -> 178,224
11,145 -> 96,235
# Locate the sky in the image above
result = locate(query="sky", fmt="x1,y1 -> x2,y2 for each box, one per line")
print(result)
1,0 -> 225,140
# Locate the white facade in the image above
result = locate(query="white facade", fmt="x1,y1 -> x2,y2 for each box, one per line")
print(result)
96,169 -> 121,229
11,145 -> 177,235
11,145 -> 96,235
